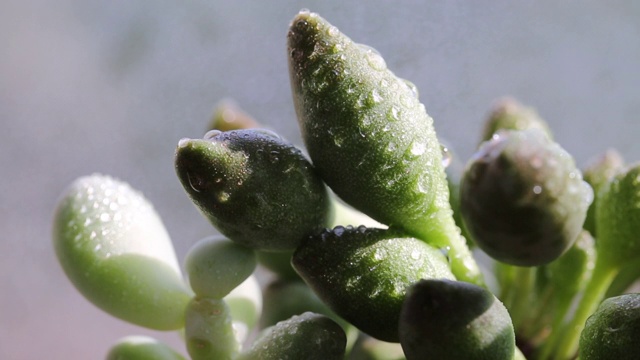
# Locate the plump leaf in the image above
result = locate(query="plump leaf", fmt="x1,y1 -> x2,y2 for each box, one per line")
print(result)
53,175 -> 191,330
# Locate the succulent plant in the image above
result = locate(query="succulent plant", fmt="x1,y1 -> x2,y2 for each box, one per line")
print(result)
52,9 -> 640,360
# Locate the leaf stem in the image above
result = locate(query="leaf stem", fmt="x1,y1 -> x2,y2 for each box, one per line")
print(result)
554,260 -> 618,359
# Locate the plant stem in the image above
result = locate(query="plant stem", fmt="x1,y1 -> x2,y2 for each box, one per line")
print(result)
554,260 -> 618,359
536,291 -> 573,360
509,266 -> 535,330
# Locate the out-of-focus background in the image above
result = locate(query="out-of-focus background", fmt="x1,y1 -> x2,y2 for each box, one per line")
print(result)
1,0 -> 639,358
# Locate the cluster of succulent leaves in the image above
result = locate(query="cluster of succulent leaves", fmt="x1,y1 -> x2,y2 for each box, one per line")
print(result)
52,10 -> 640,360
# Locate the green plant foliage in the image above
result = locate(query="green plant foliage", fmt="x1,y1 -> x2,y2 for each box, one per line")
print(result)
287,11 -> 482,286
53,174 -> 191,330
175,129 -> 330,251
238,312 -> 347,360
184,297 -> 239,360
399,279 -> 515,360
292,226 -> 454,342
461,129 -> 592,266
106,336 -> 185,360
51,9 -> 640,360
185,236 -> 256,299
580,293 -> 640,360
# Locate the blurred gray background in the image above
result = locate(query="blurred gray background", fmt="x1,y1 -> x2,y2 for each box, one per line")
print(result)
1,0 -> 639,358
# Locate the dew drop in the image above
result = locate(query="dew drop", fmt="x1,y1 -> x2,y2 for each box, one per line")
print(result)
217,191 -> 230,203
178,138 -> 191,148
333,226 -> 345,237
533,185 -> 543,194
410,142 -> 426,156
327,26 -> 339,37
410,250 -> 421,260
402,79 -> 419,98
374,248 -> 387,261
387,106 -> 400,122
269,151 -> 280,163
204,130 -> 222,140
440,144 -> 452,168
366,52 -> 387,71
369,89 -> 383,104
387,142 -> 397,152
100,213 -> 111,222
333,136 -> 344,148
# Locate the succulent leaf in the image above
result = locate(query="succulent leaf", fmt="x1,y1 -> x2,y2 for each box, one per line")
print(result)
596,164 -> 640,268
175,129 -> 330,251
184,297 -> 239,360
238,312 -> 346,360
53,175 -> 191,330
106,336 -> 185,360
292,226 -> 454,342
461,129 -> 592,266
480,97 -> 552,143
185,236 -> 257,299
287,10 -> 481,285
579,293 -> 640,360
399,279 -> 515,360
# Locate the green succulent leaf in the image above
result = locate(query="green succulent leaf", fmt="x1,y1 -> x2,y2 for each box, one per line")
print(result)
53,175 -> 191,330
480,97 -> 552,143
292,226 -> 454,342
185,236 -> 256,299
175,129 -> 330,251
579,293 -> 640,360
399,279 -> 515,360
208,99 -> 260,132
184,297 -> 239,360
545,230 -> 595,297
287,10 -> 481,286
106,336 -> 185,360
596,163 -> 640,268
461,129 -> 592,266
260,279 -> 359,352
238,312 -> 346,360
582,149 -> 625,236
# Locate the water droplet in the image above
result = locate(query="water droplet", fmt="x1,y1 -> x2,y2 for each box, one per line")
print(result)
269,151 -> 280,163
94,244 -> 102,251
374,248 -> 387,261
333,226 -> 345,237
387,106 -> 400,122
533,185 -> 543,194
387,142 -> 396,152
327,26 -> 339,37
410,250 -> 421,260
90,231 -> 97,240
217,192 -> 230,202
402,79 -> 419,98
299,8 -> 310,15
178,138 -> 191,148
333,135 -> 344,148
366,52 -> 386,71
204,130 -> 222,140
369,89 -> 383,104
410,142 -> 426,156
100,213 -> 111,222
440,144 -> 452,168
